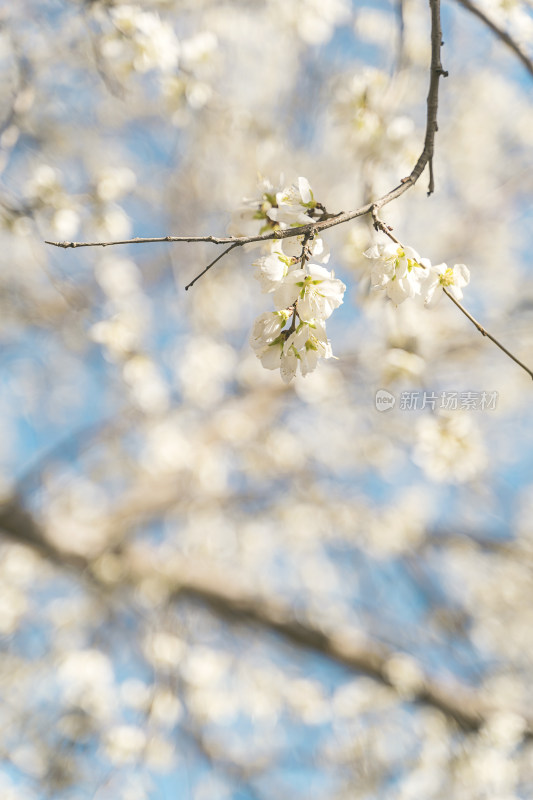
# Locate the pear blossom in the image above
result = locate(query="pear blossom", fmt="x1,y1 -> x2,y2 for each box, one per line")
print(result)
364,242 -> 430,305
249,311 -> 290,351
273,264 -> 346,321
253,249 -> 295,292
253,320 -> 334,383
253,237 -> 330,293
267,177 -> 318,228
110,7 -> 180,74
254,336 -> 298,382
231,175 -> 324,241
180,31 -> 217,70
241,176 -> 343,380
271,0 -> 351,45
283,321 -> 333,378
413,414 -> 486,483
229,177 -> 282,238
423,262 -> 470,305
257,338 -> 285,371
279,347 -> 299,383
280,234 -> 330,264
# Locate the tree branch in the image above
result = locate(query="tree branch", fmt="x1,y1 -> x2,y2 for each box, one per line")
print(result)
454,0 -> 533,78
0,495 -> 88,572
371,209 -> 533,381
45,0 -> 447,283
184,241 -> 241,291
387,0 -> 447,197
1,495 -> 531,735
443,288 -> 533,380
140,550 -> 533,734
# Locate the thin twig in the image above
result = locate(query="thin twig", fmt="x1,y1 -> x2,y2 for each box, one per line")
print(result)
371,206 -> 401,243
372,207 -> 533,381
454,0 -> 533,78
184,241 -> 240,291
443,288 -> 533,380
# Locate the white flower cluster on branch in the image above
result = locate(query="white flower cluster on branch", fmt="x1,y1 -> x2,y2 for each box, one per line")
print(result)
364,241 -> 471,306
236,178 -> 346,383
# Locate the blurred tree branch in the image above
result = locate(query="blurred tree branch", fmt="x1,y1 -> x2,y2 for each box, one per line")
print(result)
454,0 -> 533,77
1,493 -> 531,736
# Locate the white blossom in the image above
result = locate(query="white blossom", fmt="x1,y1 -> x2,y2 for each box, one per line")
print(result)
280,234 -> 330,264
253,237 -> 331,293
252,319 -> 333,383
180,31 -> 217,70
283,320 -> 333,378
257,338 -> 286,372
249,311 -> 290,351
423,262 -> 470,305
270,0 -> 351,44
104,725 -> 147,764
110,7 -> 180,73
273,264 -> 346,321
229,177 -> 282,236
253,249 -> 294,292
267,177 -> 317,228
413,414 -> 486,483
252,319 -> 333,382
364,242 -> 430,305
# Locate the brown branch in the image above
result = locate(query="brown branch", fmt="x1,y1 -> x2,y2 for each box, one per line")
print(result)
426,528 -> 533,558
0,495 -> 88,572
454,0 -> 533,78
185,241 -> 241,291
386,0 -> 447,197
443,288 -> 533,380
44,233 -> 250,249
45,0 -> 447,285
149,552 -> 532,734
371,208 -> 533,381
1,495 -> 531,735
41,202 -> 407,252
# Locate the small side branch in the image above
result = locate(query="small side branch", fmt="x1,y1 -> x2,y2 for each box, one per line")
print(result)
443,288 -> 533,380
185,241 -> 240,290
454,0 -> 533,78
371,207 -> 533,381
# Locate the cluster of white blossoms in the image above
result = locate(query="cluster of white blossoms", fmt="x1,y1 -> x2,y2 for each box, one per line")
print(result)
364,242 -> 470,306
107,6 -> 180,74
237,178 -> 346,383
94,5 -> 217,121
236,179 -> 471,381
